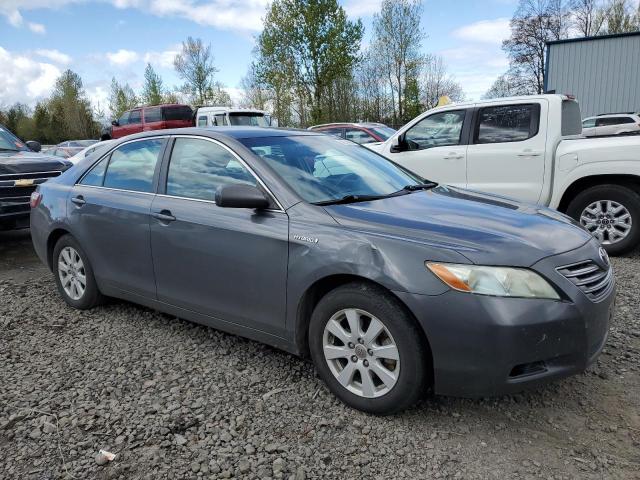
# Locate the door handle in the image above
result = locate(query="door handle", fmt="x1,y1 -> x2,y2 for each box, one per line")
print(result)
71,195 -> 86,206
151,210 -> 176,223
517,150 -> 542,157
443,153 -> 464,160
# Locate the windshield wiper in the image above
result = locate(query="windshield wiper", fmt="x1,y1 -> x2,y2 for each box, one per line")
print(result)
313,194 -> 389,206
401,182 -> 438,191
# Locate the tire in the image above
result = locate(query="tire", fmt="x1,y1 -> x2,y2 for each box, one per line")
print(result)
52,234 -> 104,309
308,282 -> 429,415
566,184 -> 640,256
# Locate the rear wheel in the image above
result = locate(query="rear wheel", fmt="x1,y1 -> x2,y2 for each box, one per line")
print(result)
53,235 -> 103,309
566,184 -> 640,256
308,282 -> 429,415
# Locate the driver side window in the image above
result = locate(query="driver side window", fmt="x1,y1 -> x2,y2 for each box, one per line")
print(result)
118,112 -> 130,126
404,110 -> 466,151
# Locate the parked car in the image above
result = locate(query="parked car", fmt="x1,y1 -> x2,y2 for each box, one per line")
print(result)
31,127 -> 614,414
367,94 -> 640,255
49,140 -> 98,159
581,112 -> 640,137
103,104 -> 194,140
0,124 -> 72,230
67,139 -> 116,164
195,107 -> 272,127
308,122 -> 396,145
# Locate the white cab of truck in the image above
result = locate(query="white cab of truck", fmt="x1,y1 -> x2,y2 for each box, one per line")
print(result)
195,107 -> 273,127
367,94 -> 640,255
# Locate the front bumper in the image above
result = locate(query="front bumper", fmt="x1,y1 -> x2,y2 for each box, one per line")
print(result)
0,196 -> 31,227
395,240 -> 615,398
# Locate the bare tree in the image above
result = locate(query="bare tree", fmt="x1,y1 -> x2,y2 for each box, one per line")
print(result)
602,0 -> 639,33
420,55 -> 465,110
571,0 -> 607,35
482,74 -> 531,99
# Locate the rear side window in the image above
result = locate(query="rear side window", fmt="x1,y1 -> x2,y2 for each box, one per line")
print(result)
162,106 -> 193,121
561,100 -> 582,136
345,128 -> 377,144
213,114 -> 227,126
597,116 -> 635,126
582,118 -> 596,128
144,107 -> 162,123
476,104 -> 539,144
197,116 -> 208,127
129,110 -> 142,125
166,138 -> 257,201
102,139 -> 164,192
404,110 -> 466,150
319,127 -> 344,138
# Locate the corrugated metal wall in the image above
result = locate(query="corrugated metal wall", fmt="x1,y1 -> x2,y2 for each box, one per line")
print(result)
546,34 -> 640,117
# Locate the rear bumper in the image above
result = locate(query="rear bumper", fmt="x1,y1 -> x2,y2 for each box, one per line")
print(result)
395,240 -> 615,398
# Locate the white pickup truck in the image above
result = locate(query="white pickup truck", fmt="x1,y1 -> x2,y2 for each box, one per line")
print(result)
367,94 -> 640,255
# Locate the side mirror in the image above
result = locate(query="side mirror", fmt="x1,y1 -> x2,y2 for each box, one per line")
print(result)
215,184 -> 270,209
389,134 -> 405,153
111,120 -> 119,126
26,140 -> 41,152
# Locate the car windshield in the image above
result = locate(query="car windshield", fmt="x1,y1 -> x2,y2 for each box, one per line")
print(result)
0,125 -> 29,152
229,113 -> 269,127
369,126 -> 396,140
240,135 -> 422,204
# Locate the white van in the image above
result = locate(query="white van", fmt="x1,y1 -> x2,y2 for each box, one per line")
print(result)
195,107 -> 273,128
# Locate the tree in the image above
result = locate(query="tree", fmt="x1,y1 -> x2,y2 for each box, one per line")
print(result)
602,0 -> 639,33
571,0 -> 607,35
372,0 -> 425,125
174,37 -> 219,105
48,69 -> 98,141
257,0 -> 363,126
239,63 -> 271,111
108,77 -> 138,119
482,74 -> 531,99
141,63 -> 164,106
420,56 -> 465,110
502,0 -> 570,95
32,102 -> 51,144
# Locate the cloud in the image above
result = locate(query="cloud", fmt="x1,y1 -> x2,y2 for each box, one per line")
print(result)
6,9 -> 23,26
343,0 -> 382,17
35,49 -> 72,64
106,49 -> 139,66
143,47 -> 179,69
0,47 -> 62,107
28,22 -> 46,33
452,18 -> 511,45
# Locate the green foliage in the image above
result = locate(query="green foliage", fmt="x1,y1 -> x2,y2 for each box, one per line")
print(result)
109,77 -> 138,119
47,69 -> 99,141
142,63 -> 165,106
174,37 -> 222,105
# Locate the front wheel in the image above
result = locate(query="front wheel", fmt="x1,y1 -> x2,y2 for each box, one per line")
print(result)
566,184 -> 640,256
308,282 -> 429,415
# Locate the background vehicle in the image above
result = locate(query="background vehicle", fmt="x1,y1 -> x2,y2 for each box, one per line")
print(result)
0,124 -> 71,230
308,122 -> 396,145
67,139 -> 116,164
49,140 -> 98,158
104,104 -> 194,140
31,127 -> 613,414
369,94 -> 640,255
195,107 -> 272,127
581,113 -> 640,137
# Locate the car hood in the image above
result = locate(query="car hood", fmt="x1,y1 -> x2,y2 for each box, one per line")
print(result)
322,186 -> 593,267
0,150 -> 70,175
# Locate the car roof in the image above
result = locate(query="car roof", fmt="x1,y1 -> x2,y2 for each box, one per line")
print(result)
310,122 -> 387,129
122,126 -> 320,141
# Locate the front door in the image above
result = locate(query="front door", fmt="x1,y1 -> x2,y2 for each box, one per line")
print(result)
150,136 -> 289,336
66,137 -> 166,297
466,101 -> 548,203
388,109 -> 469,187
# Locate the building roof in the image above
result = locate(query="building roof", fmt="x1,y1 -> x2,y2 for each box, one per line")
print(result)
547,31 -> 640,46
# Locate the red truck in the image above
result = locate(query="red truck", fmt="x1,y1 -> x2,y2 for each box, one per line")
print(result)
102,104 -> 194,140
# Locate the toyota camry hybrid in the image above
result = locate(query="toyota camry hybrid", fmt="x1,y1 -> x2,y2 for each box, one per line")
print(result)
30,127 -> 616,414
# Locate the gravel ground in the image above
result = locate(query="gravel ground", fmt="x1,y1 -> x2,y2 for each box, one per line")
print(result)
1,229 -> 639,479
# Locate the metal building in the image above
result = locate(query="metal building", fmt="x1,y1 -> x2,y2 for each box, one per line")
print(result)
545,32 -> 640,117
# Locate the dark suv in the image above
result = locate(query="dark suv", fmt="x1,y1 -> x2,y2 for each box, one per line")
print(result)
103,104 -> 194,140
0,124 -> 71,230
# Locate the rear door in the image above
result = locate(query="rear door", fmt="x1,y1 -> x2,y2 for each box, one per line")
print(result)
466,101 -> 547,203
388,109 -> 470,187
67,137 -> 166,298
162,105 -> 193,129
143,106 -> 162,131
149,136 -> 289,335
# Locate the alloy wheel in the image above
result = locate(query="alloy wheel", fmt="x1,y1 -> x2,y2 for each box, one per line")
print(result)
58,246 -> 87,300
580,199 -> 632,245
322,308 -> 400,398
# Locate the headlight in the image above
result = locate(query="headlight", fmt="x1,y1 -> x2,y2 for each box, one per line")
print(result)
426,263 -> 560,300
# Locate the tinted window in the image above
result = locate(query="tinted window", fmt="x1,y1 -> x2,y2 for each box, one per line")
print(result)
405,110 -> 465,150
561,100 -> 582,136
162,106 -> 193,121
166,138 -> 256,201
228,113 -> 268,127
80,157 -> 109,186
345,128 -> 377,144
197,116 -> 208,127
118,111 -> 130,126
582,118 -> 596,128
129,110 -> 142,125
241,135 -> 420,204
476,104 -> 537,144
103,139 -> 164,192
597,116 -> 635,126
144,106 -> 162,123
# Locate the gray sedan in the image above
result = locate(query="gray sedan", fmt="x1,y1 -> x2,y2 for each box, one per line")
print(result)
30,127 -> 615,414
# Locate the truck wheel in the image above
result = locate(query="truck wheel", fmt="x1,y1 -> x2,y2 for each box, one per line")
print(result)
308,282 -> 429,415
566,184 -> 640,255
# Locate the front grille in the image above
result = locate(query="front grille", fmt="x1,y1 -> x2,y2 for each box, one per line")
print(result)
557,260 -> 613,302
0,171 -> 61,199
